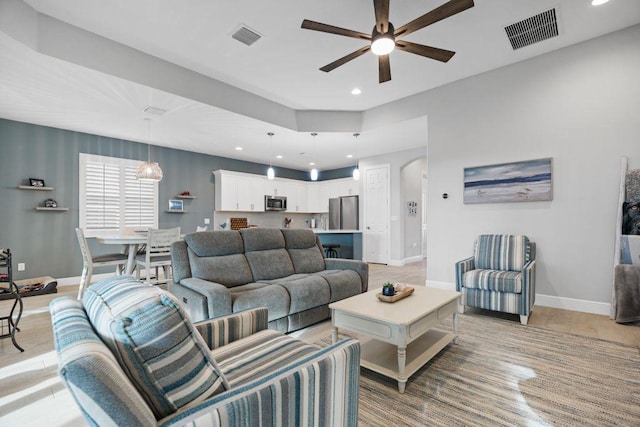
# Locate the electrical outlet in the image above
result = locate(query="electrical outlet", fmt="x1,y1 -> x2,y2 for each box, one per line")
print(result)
204,218 -> 210,224
18,262 -> 25,271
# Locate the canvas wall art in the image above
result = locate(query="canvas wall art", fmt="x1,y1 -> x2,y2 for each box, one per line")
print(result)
463,158 -> 552,204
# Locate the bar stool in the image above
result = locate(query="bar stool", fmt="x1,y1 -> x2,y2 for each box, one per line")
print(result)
323,244 -> 340,258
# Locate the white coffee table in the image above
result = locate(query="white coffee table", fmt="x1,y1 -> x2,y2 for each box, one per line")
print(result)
329,286 -> 460,393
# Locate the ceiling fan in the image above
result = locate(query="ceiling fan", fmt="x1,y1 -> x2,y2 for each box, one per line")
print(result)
301,0 -> 474,83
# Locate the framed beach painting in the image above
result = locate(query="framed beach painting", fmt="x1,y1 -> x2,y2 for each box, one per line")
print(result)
463,158 -> 553,204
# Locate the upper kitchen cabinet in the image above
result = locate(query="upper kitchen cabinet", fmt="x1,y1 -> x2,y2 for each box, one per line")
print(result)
214,170 -> 265,212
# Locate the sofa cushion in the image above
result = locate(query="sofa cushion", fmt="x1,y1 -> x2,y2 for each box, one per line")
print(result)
262,274 -> 330,314
188,249 -> 253,287
240,228 -> 286,252
229,282 -> 291,321
463,269 -> 523,293
184,230 -> 244,256
212,329 -> 319,387
245,248 -> 295,280
281,229 -> 326,273
474,234 -> 530,272
82,275 -> 228,419
314,269 -> 363,302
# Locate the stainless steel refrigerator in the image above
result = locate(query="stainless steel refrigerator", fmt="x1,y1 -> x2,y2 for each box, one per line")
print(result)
329,196 -> 359,230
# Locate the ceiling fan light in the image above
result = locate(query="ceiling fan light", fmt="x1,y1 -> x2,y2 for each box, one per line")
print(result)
310,168 -> 318,181
267,166 -> 275,180
372,37 -> 395,55
371,23 -> 395,56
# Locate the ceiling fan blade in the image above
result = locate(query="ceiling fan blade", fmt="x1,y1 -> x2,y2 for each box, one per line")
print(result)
301,19 -> 371,41
395,40 -> 455,62
378,54 -> 391,83
320,46 -> 371,73
374,0 -> 390,33
394,0 -> 474,39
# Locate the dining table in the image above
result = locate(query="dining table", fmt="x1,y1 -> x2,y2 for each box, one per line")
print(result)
95,234 -> 148,275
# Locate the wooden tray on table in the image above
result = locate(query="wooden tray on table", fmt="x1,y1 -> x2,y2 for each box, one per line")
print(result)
376,286 -> 415,303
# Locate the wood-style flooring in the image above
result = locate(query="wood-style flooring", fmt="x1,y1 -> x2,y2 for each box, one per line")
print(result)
1,261 -> 639,426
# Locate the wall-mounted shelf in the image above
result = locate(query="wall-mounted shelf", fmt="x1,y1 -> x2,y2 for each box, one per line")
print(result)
35,207 -> 69,211
175,195 -> 196,199
165,210 -> 187,213
18,185 -> 54,191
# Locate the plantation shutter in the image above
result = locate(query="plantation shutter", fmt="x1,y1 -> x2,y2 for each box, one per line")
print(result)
79,153 -> 158,237
84,161 -> 121,229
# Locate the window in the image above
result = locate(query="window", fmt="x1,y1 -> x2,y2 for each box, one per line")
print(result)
79,153 -> 158,237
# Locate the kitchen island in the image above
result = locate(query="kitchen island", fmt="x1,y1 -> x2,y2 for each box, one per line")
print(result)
313,229 -> 363,260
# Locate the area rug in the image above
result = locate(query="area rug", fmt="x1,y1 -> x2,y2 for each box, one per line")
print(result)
316,314 -> 640,426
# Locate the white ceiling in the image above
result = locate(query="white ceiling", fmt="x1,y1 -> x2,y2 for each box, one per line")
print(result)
1,0 -> 639,171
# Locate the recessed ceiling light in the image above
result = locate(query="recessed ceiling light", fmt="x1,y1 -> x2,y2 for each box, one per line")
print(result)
346,154 -> 353,158
235,146 -> 243,151
276,155 -> 283,159
351,88 -> 362,95
309,162 -> 315,166
591,0 -> 609,5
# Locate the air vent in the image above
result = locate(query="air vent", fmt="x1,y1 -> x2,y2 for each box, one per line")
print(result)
231,25 -> 262,46
505,8 -> 559,50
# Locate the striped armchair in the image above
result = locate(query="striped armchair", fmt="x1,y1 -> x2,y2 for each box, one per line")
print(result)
50,276 -> 360,426
455,234 -> 536,325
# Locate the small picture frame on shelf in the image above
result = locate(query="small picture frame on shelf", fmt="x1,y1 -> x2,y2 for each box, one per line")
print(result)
168,199 -> 183,211
29,178 -> 45,187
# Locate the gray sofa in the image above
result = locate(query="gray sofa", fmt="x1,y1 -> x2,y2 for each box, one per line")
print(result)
170,227 -> 368,332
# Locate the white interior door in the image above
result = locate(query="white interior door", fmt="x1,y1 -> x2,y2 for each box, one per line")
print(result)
364,164 -> 390,264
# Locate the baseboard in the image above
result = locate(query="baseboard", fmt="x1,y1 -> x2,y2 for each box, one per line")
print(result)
423,282 -> 610,316
425,280 -> 456,290
388,256 -> 424,267
535,294 -> 610,316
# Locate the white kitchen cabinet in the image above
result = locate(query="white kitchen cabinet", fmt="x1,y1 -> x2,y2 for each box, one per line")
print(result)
265,179 -> 287,197
214,170 -> 265,212
286,181 -> 308,213
307,182 -> 321,213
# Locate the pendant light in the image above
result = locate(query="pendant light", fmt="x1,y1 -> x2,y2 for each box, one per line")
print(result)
352,133 -> 360,181
310,132 -> 318,181
136,118 -> 163,181
267,132 -> 275,180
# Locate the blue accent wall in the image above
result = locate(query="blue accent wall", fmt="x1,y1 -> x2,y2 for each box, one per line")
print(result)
0,118 -> 350,280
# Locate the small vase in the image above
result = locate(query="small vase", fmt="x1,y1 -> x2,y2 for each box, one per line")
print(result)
382,287 -> 395,296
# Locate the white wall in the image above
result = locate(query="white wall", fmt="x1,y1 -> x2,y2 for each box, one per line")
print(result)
424,25 -> 640,310
402,157 -> 427,260
359,146 -> 427,264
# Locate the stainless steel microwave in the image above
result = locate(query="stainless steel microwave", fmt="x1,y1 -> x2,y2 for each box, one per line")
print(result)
265,195 -> 287,211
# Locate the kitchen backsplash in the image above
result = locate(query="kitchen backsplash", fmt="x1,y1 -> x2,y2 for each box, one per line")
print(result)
213,211 -> 328,230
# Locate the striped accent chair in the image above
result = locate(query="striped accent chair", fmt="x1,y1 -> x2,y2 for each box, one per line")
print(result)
455,234 -> 536,325
50,275 -> 360,426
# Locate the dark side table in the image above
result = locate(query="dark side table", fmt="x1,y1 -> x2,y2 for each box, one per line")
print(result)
0,248 -> 24,352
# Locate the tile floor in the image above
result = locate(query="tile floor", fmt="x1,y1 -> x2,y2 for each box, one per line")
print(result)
1,261 -> 638,426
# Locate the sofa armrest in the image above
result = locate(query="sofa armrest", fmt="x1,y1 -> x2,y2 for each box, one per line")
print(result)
194,308 -> 269,350
324,258 -> 369,292
455,256 -> 475,291
162,338 -> 361,427
522,259 -> 536,311
173,277 -> 233,318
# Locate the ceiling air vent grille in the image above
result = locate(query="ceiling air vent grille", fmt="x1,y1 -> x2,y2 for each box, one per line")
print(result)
505,8 -> 559,50
231,25 -> 262,46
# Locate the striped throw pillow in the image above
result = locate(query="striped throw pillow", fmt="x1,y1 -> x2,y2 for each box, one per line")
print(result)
83,275 -> 228,419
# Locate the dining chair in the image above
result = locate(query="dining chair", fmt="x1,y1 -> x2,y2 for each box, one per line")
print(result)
75,228 -> 129,300
136,227 -> 181,285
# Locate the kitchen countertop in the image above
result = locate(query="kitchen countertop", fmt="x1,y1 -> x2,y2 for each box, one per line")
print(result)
312,229 -> 362,234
